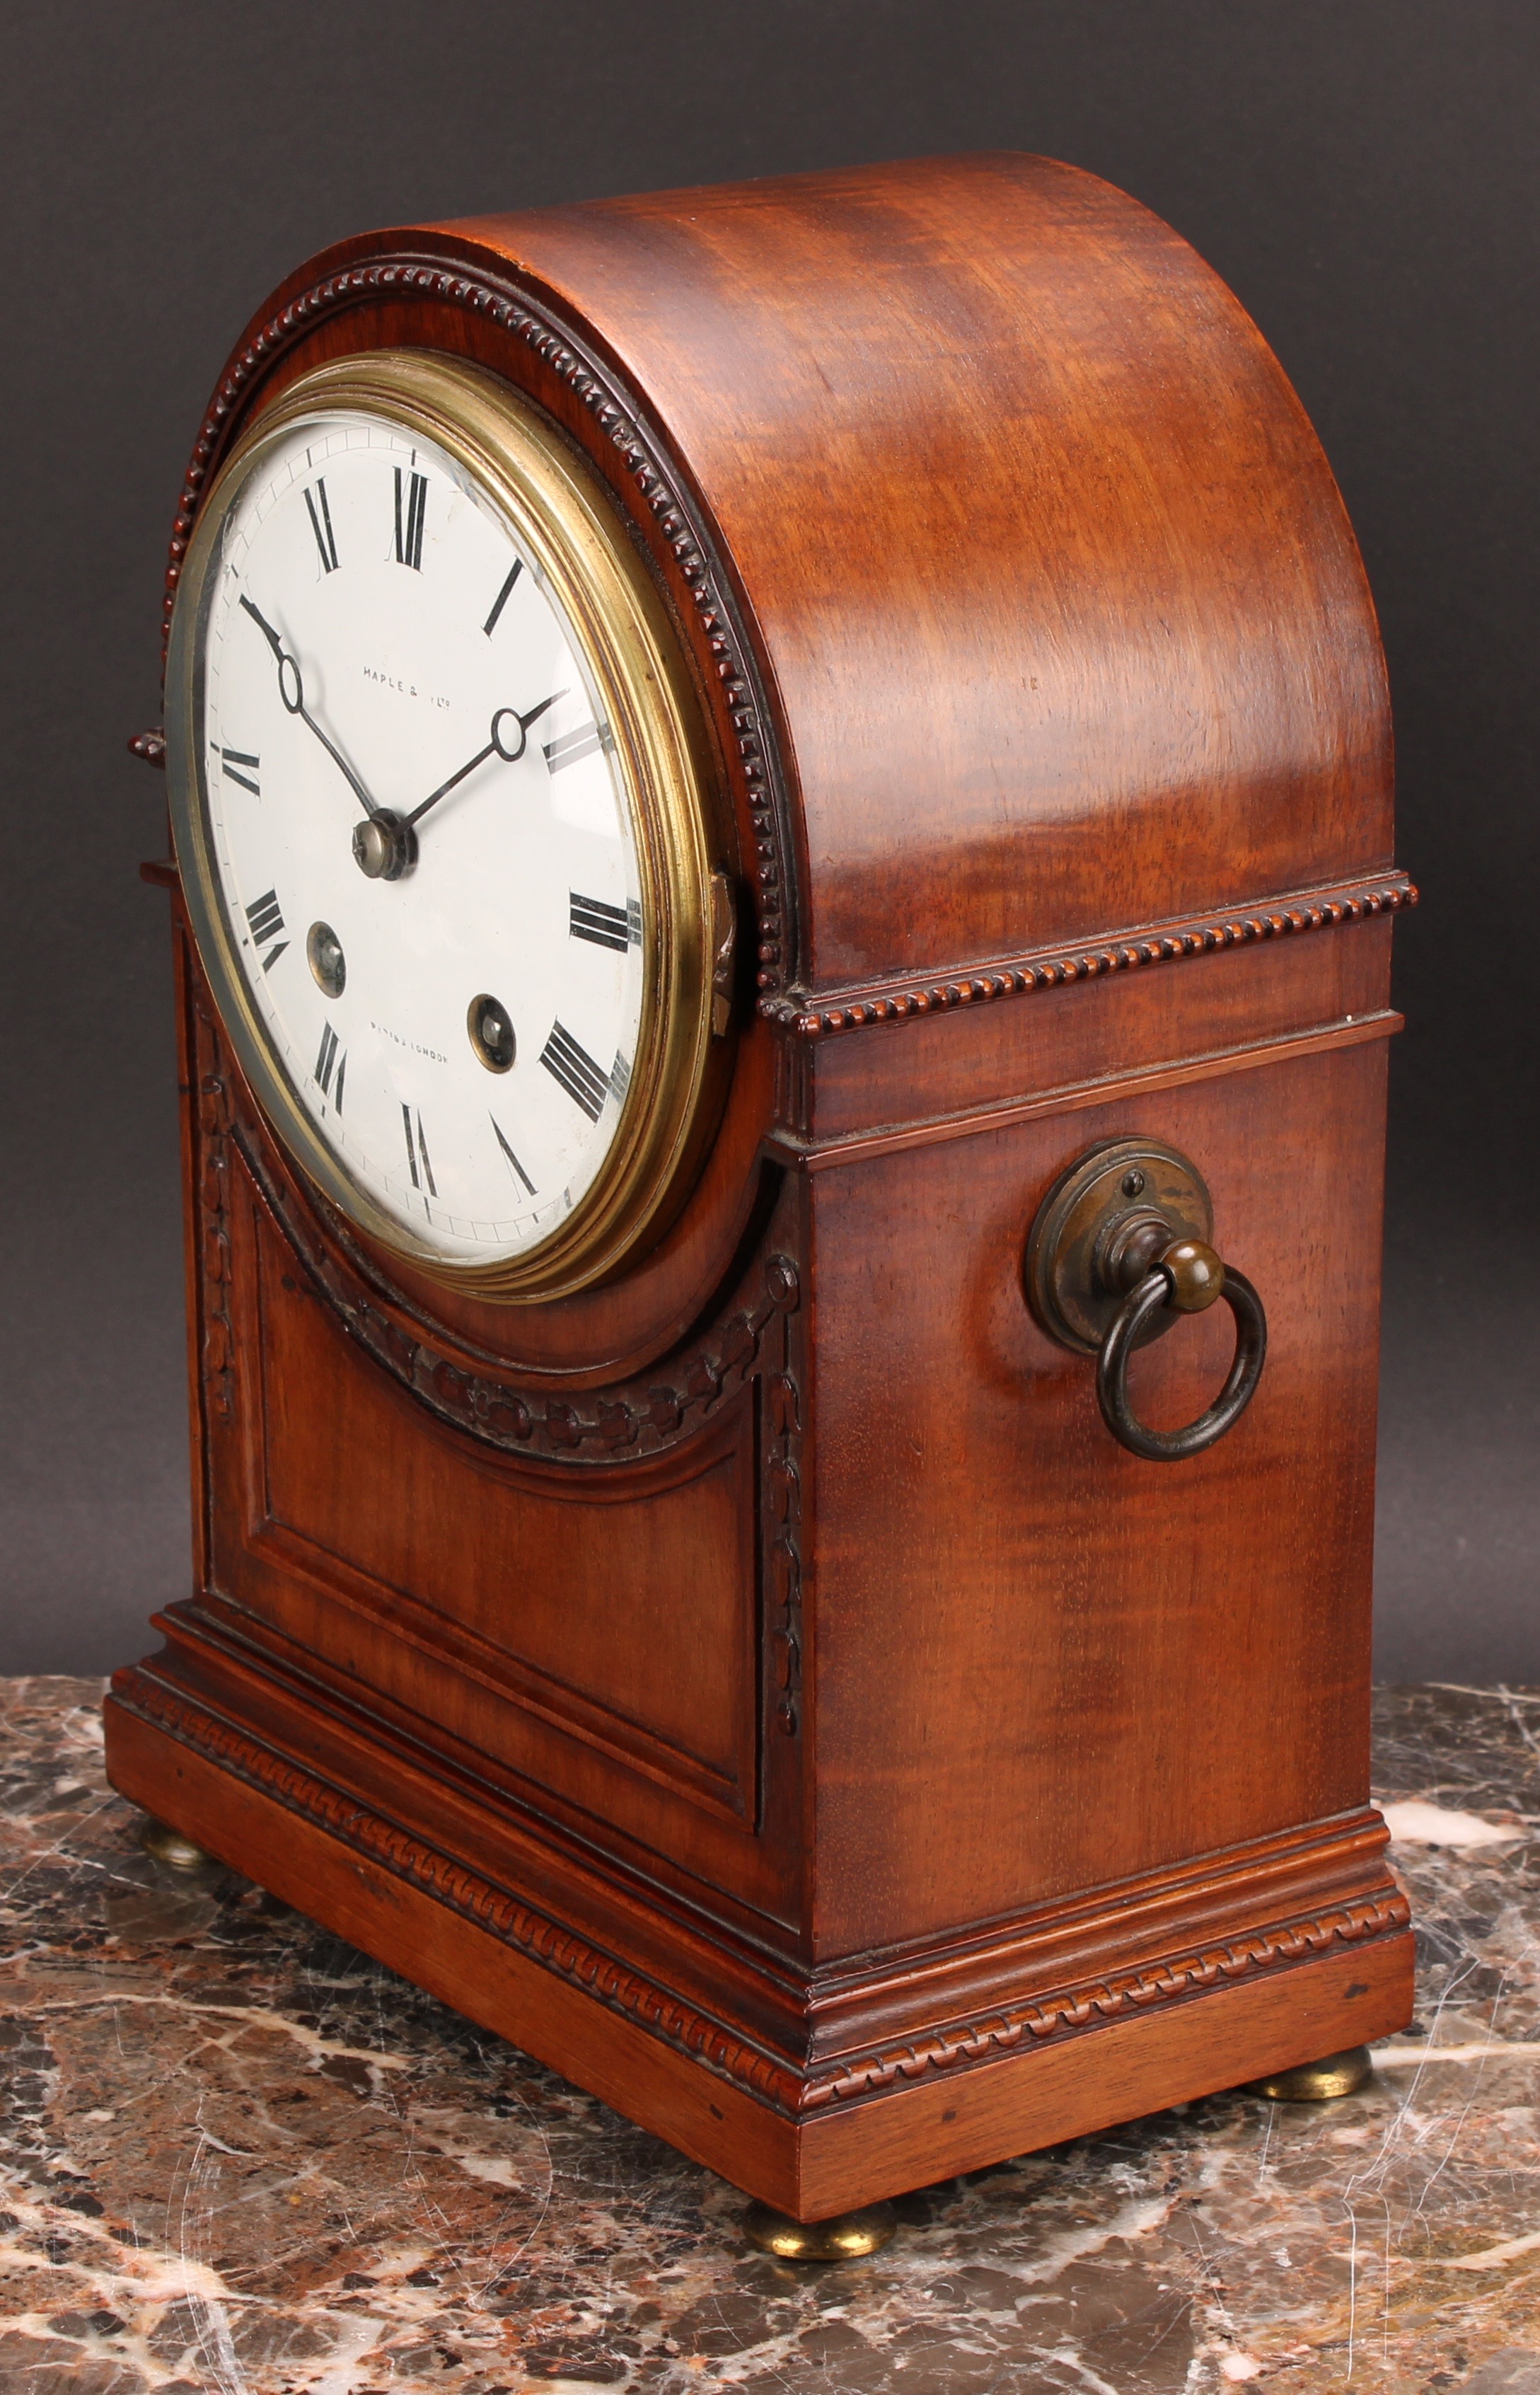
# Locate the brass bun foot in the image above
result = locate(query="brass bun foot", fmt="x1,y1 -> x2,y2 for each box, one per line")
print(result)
139,1816 -> 217,1871
1246,2044 -> 1374,2102
743,2199 -> 897,2261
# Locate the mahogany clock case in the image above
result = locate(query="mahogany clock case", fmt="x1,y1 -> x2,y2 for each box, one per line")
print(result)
105,154 -> 1415,2221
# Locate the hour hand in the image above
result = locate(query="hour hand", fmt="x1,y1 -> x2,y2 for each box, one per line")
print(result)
405,693 -> 565,830
240,594 -> 382,821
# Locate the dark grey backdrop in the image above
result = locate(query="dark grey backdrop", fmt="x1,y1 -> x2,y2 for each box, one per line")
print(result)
2,2 -> 1534,1678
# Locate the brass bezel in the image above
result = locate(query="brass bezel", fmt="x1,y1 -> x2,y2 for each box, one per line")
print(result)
166,351 -> 719,1303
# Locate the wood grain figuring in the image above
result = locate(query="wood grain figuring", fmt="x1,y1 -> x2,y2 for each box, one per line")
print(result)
786,1011 -> 1399,1175
111,1587 -> 1405,2068
248,1242 -> 762,1828
806,1036 -> 1391,1953
446,154 -> 1392,985
111,153 -> 1414,2218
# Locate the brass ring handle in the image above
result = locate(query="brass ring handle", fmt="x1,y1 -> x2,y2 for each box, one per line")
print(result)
1096,1245 -> 1268,1462
1024,1138 -> 1270,1464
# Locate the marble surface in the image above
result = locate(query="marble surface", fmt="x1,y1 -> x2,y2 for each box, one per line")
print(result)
3,1680 -> 1540,2393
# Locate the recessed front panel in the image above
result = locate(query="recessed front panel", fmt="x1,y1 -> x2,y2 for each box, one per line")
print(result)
228,1201 -> 767,1878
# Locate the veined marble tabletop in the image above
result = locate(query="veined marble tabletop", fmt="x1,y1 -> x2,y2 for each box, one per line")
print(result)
2,1680 -> 1539,2394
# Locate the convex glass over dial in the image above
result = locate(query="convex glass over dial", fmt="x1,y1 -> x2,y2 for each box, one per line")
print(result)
166,354 -> 719,1300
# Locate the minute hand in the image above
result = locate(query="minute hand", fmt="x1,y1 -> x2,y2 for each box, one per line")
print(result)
405,693 -> 564,830
239,594 -> 383,821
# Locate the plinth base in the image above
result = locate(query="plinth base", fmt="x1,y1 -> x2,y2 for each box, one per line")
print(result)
104,1664 -> 1415,2222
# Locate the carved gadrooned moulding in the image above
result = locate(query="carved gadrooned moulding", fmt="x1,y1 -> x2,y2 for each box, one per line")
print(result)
760,873 -> 1418,1039
108,1666 -> 1410,2120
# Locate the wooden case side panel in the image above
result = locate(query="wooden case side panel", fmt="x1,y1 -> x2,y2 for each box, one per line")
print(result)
255,1209 -> 758,1804
444,151 -> 1391,986
804,1035 -> 1389,1955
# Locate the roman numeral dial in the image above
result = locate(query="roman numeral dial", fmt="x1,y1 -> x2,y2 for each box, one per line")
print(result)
401,1104 -> 437,1198
314,1023 -> 345,1111
304,478 -> 339,573
244,889 -> 288,973
179,367 -> 696,1295
544,721 -> 606,774
491,1116 -> 535,1195
569,892 -> 639,952
217,746 -> 260,796
394,466 -> 427,569
483,559 -> 522,636
540,1020 -> 610,1122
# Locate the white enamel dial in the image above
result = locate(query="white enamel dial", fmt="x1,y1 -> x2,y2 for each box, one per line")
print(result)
190,406 -> 648,1267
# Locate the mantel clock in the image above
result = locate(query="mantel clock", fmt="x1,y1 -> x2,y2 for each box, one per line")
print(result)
108,154 -> 1416,2229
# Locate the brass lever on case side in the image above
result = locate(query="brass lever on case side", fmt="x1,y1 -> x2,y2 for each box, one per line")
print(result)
1024,1138 -> 1268,1463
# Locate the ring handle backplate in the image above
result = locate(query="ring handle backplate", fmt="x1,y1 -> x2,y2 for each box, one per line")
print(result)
1024,1138 -> 1268,1463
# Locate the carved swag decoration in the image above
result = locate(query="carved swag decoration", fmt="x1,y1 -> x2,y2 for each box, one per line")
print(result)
189,980 -> 799,1469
